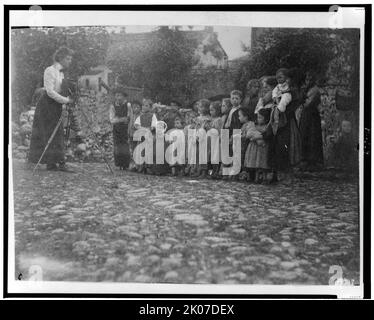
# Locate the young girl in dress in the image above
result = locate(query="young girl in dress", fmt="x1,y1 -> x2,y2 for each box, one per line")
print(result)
220,98 -> 233,179
183,109 -> 198,176
134,98 -> 158,174
190,99 -> 212,178
237,108 -> 256,180
244,108 -> 271,183
166,116 -> 186,176
209,101 -> 223,178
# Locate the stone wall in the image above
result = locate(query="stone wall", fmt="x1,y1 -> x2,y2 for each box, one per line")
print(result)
71,89 -> 114,162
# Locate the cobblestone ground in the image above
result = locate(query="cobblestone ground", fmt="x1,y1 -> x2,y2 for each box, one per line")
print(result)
12,160 -> 360,285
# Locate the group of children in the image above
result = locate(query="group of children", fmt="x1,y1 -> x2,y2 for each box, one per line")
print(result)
110,67 -> 358,182
124,88 -> 281,183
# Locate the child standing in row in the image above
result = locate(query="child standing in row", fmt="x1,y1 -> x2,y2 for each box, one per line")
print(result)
133,98 -> 158,173
221,98 -> 232,129
191,99 -> 212,178
182,109 -> 198,176
222,90 -> 243,179
209,101 -> 223,178
223,90 -> 243,136
244,108 -> 271,183
134,98 -> 158,131
109,86 -> 132,170
167,116 -> 186,176
128,100 -> 142,157
238,108 -> 255,174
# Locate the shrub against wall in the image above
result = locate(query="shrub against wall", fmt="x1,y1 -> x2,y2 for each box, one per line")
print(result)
70,89 -> 114,162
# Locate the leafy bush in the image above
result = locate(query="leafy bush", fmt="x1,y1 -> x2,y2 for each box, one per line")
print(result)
236,28 -> 359,93
107,27 -> 198,104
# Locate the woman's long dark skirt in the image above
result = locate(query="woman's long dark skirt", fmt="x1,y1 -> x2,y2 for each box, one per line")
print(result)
268,123 -> 291,172
113,123 -> 130,168
28,93 -> 64,165
299,107 -> 324,166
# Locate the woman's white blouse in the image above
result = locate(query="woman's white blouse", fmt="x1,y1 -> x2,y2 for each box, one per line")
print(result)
44,62 -> 70,105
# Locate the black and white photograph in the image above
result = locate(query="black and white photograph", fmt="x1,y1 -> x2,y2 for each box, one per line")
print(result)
4,6 -> 368,298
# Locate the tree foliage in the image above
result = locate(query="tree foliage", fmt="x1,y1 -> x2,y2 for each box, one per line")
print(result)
107,27 -> 198,103
11,26 -> 110,119
236,28 -> 360,92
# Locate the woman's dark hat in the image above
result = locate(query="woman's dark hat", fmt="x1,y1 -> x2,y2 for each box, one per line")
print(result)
113,85 -> 128,97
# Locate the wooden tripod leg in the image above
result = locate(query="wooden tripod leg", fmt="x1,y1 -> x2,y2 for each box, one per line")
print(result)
32,114 -> 64,174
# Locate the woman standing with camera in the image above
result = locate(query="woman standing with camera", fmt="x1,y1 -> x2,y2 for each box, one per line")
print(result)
28,46 -> 76,171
